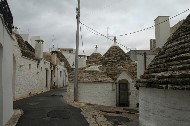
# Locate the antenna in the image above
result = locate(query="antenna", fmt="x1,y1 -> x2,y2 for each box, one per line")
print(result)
51,35 -> 56,48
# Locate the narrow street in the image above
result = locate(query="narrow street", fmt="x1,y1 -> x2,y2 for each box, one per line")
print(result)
13,87 -> 89,126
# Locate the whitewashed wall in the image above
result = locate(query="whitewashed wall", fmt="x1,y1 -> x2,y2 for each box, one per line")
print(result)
68,82 -> 116,106
117,72 -> 138,108
14,57 -> 51,100
139,88 -> 190,126
52,64 -> 67,88
12,35 -> 51,100
78,57 -> 86,68
137,54 -> 155,79
0,16 -> 14,126
57,65 -> 66,88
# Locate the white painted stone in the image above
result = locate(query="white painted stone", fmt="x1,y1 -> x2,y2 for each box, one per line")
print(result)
68,82 -> 116,106
0,15 -> 14,126
14,57 -> 51,100
78,56 -> 86,68
139,88 -> 190,126
12,33 -> 52,100
117,72 -> 138,108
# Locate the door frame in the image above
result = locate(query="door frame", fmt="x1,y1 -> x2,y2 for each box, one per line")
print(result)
117,79 -> 129,107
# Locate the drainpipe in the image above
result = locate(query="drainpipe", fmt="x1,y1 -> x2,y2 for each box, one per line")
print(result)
144,52 -> 147,70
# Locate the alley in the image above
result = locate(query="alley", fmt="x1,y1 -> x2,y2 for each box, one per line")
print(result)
13,87 -> 89,126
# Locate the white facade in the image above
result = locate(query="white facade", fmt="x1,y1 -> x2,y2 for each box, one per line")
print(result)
12,33 -> 52,100
155,16 -> 170,48
68,82 -> 116,106
139,88 -> 190,126
51,48 -> 86,68
116,72 -> 138,108
78,55 -> 86,68
13,56 -> 51,100
52,65 -> 67,88
0,15 -> 14,126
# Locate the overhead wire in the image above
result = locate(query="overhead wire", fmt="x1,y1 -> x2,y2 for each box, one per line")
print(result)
80,9 -> 189,50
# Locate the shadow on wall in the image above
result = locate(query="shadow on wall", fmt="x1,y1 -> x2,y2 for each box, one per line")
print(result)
12,55 -> 16,100
0,45 -> 3,125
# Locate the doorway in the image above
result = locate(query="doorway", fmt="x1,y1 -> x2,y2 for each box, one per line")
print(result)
118,80 -> 129,107
45,69 -> 48,88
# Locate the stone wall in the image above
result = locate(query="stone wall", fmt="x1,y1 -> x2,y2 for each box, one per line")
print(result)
139,88 -> 190,126
0,15 -> 14,126
68,82 -> 116,106
13,33 -> 52,100
117,72 -> 138,108
14,57 -> 51,100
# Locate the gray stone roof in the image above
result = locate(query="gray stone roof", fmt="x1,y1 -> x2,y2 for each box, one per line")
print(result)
69,66 -> 113,83
102,45 -> 137,81
138,14 -> 190,90
15,34 -> 39,61
86,52 -> 103,65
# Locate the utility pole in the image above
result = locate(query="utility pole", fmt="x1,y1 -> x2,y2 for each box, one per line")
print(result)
74,0 -> 80,102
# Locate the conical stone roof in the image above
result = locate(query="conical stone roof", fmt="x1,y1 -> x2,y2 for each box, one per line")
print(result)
87,48 -> 103,65
138,14 -> 190,90
68,67 -> 113,83
102,45 -> 137,81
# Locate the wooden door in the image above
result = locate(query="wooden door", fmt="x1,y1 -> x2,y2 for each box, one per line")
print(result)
119,83 -> 129,107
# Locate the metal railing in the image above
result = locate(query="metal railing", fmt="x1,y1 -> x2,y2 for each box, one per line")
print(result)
0,0 -> 13,34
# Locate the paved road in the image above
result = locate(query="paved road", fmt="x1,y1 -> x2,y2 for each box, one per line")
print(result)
14,87 -> 89,126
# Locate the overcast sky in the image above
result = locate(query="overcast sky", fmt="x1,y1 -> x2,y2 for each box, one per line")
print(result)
8,0 -> 190,55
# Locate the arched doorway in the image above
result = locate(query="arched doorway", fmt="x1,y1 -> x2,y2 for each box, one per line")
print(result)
118,79 -> 129,107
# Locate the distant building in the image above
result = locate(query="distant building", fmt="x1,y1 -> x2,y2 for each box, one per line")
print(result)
50,48 -> 87,69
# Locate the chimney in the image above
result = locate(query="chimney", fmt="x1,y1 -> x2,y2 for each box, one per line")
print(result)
154,16 -> 170,48
35,40 -> 44,59
51,52 -> 57,65
150,39 -> 156,50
